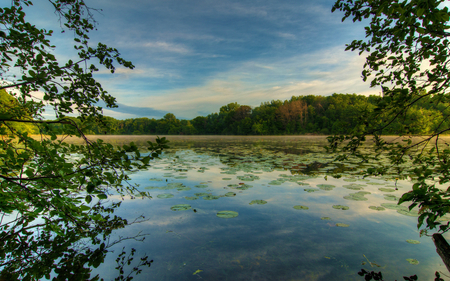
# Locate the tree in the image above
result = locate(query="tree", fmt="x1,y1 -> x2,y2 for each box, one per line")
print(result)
0,1 -> 168,280
330,0 -> 450,271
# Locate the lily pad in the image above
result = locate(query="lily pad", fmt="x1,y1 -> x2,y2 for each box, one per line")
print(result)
336,223 -> 350,227
194,184 -> 208,188
321,217 -> 331,220
170,204 -> 192,211
203,195 -> 220,200
249,200 -> 267,205
344,191 -> 371,201
368,206 -> 385,211
406,259 -> 419,265
332,205 -> 349,210
237,174 -> 260,181
149,178 -> 163,181
304,188 -> 319,193
317,184 -> 335,191
223,192 -> 236,197
157,193 -> 174,199
293,205 -> 309,210
378,188 -> 396,192
222,178 -> 232,180
384,194 -> 400,201
343,184 -> 365,190
184,196 -> 199,200
397,209 -> 419,217
216,210 -> 239,218
194,192 -> 209,197
235,184 -> 253,190
406,240 -> 420,244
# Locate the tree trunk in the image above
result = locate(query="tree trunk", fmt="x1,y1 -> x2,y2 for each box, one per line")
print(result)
432,233 -> 450,273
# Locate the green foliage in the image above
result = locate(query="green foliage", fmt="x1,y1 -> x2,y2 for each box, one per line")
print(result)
61,93 -> 450,136
0,0 -> 169,279
330,0 -> 450,235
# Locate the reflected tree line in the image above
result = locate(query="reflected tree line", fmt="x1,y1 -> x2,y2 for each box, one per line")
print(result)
4,91 -> 448,136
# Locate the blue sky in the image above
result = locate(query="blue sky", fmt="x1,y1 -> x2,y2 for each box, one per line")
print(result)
27,0 -> 378,120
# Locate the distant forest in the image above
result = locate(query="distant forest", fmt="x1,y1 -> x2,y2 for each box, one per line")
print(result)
1,90 -> 446,136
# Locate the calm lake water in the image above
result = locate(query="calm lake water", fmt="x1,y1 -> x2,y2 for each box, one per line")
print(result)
90,136 -> 449,280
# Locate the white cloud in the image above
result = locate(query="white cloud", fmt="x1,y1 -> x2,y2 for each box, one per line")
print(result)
115,45 -> 380,119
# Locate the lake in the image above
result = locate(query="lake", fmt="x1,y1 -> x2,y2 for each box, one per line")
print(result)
90,136 -> 449,280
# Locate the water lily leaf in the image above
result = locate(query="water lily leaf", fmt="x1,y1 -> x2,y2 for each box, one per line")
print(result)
321,217 -> 331,220
170,204 -> 192,211
406,259 -> 419,265
149,178 -> 163,181
194,193 -> 209,197
203,195 -> 220,200
397,209 -> 419,217
378,188 -> 395,192
336,223 -> 349,227
368,206 -> 385,211
293,205 -> 309,210
249,200 -> 267,205
332,205 -> 349,210
237,174 -> 260,181
344,191 -> 371,201
184,196 -> 199,200
317,184 -> 335,191
223,192 -> 236,197
157,193 -> 174,199
217,210 -> 239,218
406,240 -> 420,244
194,184 -> 208,188
222,178 -> 232,180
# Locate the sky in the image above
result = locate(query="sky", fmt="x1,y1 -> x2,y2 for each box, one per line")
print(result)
25,0 -> 379,120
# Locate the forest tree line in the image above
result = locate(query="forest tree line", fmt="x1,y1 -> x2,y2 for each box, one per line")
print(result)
2,91 -> 447,136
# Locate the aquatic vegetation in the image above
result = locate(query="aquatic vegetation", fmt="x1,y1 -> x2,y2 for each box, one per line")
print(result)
249,200 -> 267,205
344,191 -> 371,201
194,193 -> 209,197
317,184 -> 335,191
304,188 -> 319,193
235,184 -> 253,190
194,184 -> 208,188
157,193 -> 174,199
406,259 -> 419,265
343,184 -> 365,190
184,196 -> 199,200
237,174 -> 260,181
332,205 -> 349,210
406,240 -> 420,244
223,192 -> 237,197
203,195 -> 221,200
321,217 -> 331,220
336,223 -> 350,227
378,188 -> 395,192
149,178 -> 163,181
383,194 -> 400,201
368,206 -> 385,211
170,204 -> 192,211
293,205 -> 309,210
216,211 -> 239,218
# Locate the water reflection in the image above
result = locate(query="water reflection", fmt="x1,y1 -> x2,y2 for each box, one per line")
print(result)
93,137 -> 448,280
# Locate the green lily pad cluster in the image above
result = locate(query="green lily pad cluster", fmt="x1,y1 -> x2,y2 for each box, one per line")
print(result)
293,205 -> 309,210
249,200 -> 267,205
304,188 -> 319,193
237,174 -> 260,181
332,205 -> 349,210
317,184 -> 335,191
170,204 -> 192,211
344,191 -> 371,201
216,210 -> 239,218
157,193 -> 174,199
336,223 -> 349,227
369,206 -> 385,211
